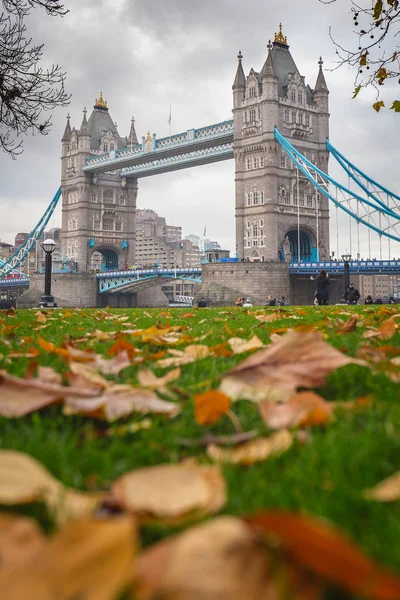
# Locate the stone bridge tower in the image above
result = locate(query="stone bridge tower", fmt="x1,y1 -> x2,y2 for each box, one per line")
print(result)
61,93 -> 138,272
233,25 -> 330,262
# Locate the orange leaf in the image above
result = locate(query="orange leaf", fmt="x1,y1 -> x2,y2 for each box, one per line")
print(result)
260,391 -> 333,430
195,390 -> 231,425
37,336 -> 56,353
107,337 -> 137,359
247,511 -> 400,600
340,314 -> 359,333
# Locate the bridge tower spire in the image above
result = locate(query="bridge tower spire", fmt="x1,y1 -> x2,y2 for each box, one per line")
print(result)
233,25 -> 330,263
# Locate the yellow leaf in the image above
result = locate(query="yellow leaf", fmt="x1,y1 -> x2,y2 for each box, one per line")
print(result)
372,100 -> 385,112
194,390 -> 231,425
111,463 -> 226,524
364,471 -> 400,502
207,430 -> 292,465
35,311 -> 47,324
156,345 -> 210,368
0,517 -> 135,600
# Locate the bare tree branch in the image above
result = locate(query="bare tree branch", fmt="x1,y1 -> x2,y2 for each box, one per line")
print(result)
319,0 -> 400,112
0,0 -> 70,158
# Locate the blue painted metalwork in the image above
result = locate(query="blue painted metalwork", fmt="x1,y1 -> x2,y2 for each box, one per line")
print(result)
0,277 -> 30,287
0,187 -> 62,277
274,128 -> 400,243
83,120 -> 234,175
97,267 -> 202,293
120,143 -> 233,178
289,259 -> 400,275
327,139 -> 400,203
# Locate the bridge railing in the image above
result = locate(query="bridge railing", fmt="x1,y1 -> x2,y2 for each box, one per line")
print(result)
289,259 -> 400,272
96,267 -> 202,278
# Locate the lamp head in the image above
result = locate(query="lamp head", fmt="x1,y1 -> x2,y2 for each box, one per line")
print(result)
42,239 -> 56,254
341,253 -> 351,261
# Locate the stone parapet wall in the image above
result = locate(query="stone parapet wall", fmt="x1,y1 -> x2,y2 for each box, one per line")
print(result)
24,273 -> 98,308
196,262 -> 291,306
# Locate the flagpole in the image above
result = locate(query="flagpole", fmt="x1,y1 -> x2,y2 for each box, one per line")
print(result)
169,105 -> 172,138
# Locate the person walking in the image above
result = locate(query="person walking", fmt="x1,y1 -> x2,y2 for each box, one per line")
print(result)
315,269 -> 330,305
345,282 -> 360,305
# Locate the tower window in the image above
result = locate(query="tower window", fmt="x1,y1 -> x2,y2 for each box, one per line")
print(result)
103,143 -> 108,152
298,91 -> 303,104
103,217 -> 114,231
260,190 -> 264,204
284,108 -> 289,122
258,107 -> 261,120
305,114 -> 310,127
103,189 -> 114,204
246,157 -> 251,170
90,190 -> 97,203
290,90 -> 296,102
259,155 -> 264,167
280,155 -> 287,168
249,86 -> 256,98
249,108 -> 256,121
296,111 -> 301,124
253,156 -> 259,169
307,194 -> 313,208
259,219 -> 264,227
110,143 -> 115,151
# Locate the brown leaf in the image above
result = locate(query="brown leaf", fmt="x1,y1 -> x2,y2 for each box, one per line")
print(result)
0,516 -> 135,600
0,370 -> 62,417
247,510 -> 400,600
206,430 -> 292,465
0,512 -> 45,568
340,314 -> 359,333
68,362 -> 111,390
64,386 -> 181,421
107,337 -> 137,359
364,471 -> 400,502
134,516 -> 317,600
260,392 -> 333,430
228,335 -> 264,354
35,311 -> 47,324
220,331 -> 366,403
156,345 -> 210,368
254,313 -> 281,323
194,390 -> 231,425
0,451 -> 102,526
111,463 -> 226,524
378,317 -> 397,340
137,367 -> 181,389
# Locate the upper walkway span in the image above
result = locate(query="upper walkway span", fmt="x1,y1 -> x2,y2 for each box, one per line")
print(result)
82,120 -> 234,177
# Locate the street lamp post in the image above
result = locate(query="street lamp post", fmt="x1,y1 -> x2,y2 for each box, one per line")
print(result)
40,238 -> 57,308
342,252 -> 351,298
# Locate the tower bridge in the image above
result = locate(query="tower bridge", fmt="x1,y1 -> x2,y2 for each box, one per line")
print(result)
3,24 -> 400,308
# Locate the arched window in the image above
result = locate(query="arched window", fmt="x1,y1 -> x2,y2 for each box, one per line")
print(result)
290,90 -> 296,102
103,143 -> 108,152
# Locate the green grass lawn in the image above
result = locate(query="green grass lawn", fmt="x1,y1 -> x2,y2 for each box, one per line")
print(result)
1,304 -> 400,583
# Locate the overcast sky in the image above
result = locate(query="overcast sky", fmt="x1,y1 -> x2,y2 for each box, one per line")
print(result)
1,0 -> 400,260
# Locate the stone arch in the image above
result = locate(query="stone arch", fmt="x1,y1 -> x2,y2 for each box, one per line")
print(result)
284,225 -> 316,262
90,247 -> 120,271
251,249 -> 260,262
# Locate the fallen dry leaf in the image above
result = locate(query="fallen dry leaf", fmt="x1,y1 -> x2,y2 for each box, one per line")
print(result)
0,370 -> 62,417
194,390 -> 231,425
378,317 -> 397,340
260,391 -> 333,430
247,510 -> 400,600
206,430 -> 292,465
220,331 -> 367,403
0,516 -> 135,600
0,512 -> 45,568
340,314 -> 359,333
94,350 -> 132,375
110,463 -> 226,524
254,313 -> 281,323
0,451 -> 102,526
35,311 -> 47,324
156,345 -> 210,368
134,516 -> 318,600
137,367 -> 181,389
64,386 -> 181,421
364,471 -> 400,502
228,335 -> 264,354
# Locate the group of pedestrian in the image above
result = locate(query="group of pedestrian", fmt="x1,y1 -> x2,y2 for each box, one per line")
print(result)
235,297 -> 253,307
314,270 -> 362,306
265,295 -> 288,306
